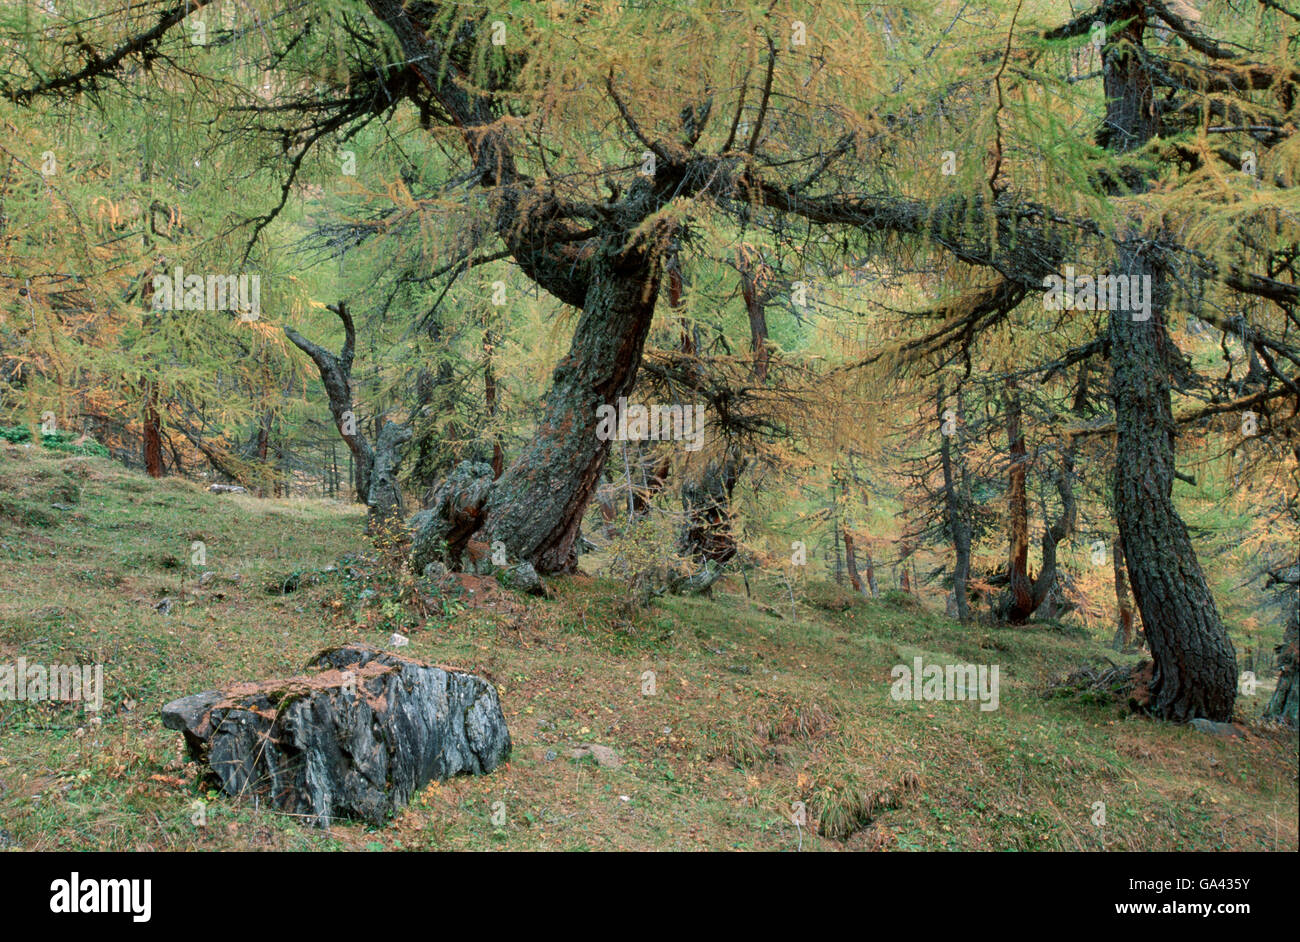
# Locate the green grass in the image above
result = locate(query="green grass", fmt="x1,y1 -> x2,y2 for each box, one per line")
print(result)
0,444 -> 1295,851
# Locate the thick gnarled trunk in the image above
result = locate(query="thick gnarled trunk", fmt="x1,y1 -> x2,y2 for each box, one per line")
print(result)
1109,283 -> 1237,721
368,419 -> 413,533
483,248 -> 662,573
1102,2 -> 1237,721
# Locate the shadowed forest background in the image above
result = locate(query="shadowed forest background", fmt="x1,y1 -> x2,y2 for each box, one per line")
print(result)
0,0 -> 1297,851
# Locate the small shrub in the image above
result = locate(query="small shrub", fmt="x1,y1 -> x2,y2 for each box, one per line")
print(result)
802,579 -> 866,612
41,431 -> 109,457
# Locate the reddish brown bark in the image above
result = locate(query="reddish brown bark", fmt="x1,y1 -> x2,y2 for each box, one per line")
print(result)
143,382 -> 164,478
844,527 -> 866,595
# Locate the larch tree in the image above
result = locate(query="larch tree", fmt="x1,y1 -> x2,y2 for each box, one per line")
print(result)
5,0 -> 1297,723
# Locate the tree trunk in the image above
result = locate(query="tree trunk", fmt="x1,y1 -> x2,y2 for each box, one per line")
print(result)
409,360 -> 462,498
255,409 -> 272,497
142,382 -> 164,478
630,448 -> 673,518
864,548 -> 878,598
999,380 -> 1035,621
844,527 -> 867,595
678,256 -> 768,562
1025,447 -> 1076,615
596,483 -> 619,537
483,247 -> 663,573
832,496 -> 844,585
366,0 -> 680,574
1111,531 -> 1138,650
1102,2 -> 1237,722
939,383 -> 972,622
367,419 -> 413,534
1265,615 -> 1298,727
284,302 -> 381,510
738,249 -> 772,384
483,329 -> 505,480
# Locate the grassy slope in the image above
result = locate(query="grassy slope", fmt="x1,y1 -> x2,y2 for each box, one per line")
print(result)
0,445 -> 1295,851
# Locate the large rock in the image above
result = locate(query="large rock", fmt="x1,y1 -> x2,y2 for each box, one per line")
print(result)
500,561 -> 544,595
1188,717 -> 1246,738
161,643 -> 511,826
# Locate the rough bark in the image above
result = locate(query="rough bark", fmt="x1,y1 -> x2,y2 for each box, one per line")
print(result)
1102,1 -> 1237,721
367,419 -> 413,533
1263,566 -> 1299,726
669,558 -> 726,595
1026,449 -> 1076,615
367,0 -> 689,573
483,331 -> 505,480
1265,616 -> 1299,726
482,244 -> 664,573
1110,530 -> 1139,650
738,248 -> 774,384
284,302 -> 412,532
409,460 -> 496,574
160,643 -> 511,826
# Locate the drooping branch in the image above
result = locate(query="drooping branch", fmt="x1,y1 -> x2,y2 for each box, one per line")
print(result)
3,0 -> 217,103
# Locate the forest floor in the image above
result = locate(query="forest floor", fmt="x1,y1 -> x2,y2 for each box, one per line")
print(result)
1,444 -> 1296,851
